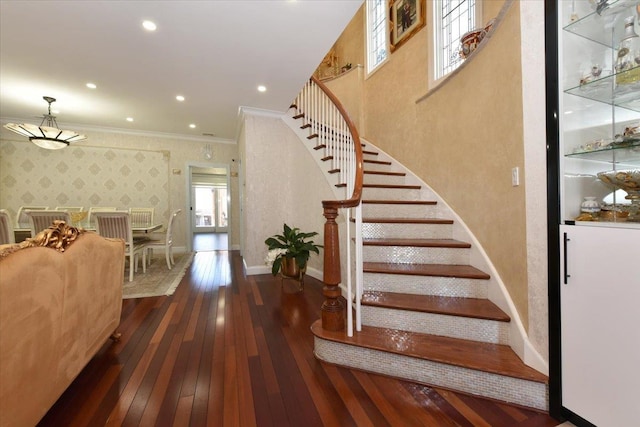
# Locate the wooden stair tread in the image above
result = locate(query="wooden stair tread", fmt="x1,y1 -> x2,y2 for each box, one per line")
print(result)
364,184 -> 421,189
361,292 -> 510,321
364,159 -> 392,165
364,170 -> 406,176
363,262 -> 490,280
361,217 -> 454,224
362,199 -> 436,205
311,321 -> 548,384
362,238 -> 470,248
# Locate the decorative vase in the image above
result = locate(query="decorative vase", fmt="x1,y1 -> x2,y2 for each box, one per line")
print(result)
615,15 -> 640,86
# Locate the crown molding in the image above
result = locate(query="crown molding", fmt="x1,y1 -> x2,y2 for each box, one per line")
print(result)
235,106 -> 286,141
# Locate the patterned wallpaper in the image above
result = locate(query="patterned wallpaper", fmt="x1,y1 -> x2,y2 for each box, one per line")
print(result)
0,139 -> 169,225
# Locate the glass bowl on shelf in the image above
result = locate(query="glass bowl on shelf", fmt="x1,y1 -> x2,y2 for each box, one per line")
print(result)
597,169 -> 640,221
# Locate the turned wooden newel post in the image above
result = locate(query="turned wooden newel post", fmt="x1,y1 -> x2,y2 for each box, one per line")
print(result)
321,205 -> 344,331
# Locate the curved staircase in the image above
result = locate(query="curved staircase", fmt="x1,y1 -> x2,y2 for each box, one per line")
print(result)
284,93 -> 548,411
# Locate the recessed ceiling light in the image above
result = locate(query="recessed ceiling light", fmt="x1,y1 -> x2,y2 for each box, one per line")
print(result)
126,117 -> 134,122
189,124 -> 196,129
142,20 -> 157,31
176,95 -> 185,102
257,85 -> 267,92
86,83 -> 97,89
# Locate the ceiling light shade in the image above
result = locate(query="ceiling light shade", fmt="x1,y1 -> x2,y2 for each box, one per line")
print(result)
3,96 -> 86,150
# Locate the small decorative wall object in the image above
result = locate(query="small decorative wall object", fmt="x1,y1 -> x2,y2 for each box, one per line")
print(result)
389,0 -> 425,52
459,18 -> 496,60
202,144 -> 213,160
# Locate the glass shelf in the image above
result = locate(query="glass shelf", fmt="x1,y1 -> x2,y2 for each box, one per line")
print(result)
565,140 -> 640,164
563,0 -> 639,47
564,69 -> 640,112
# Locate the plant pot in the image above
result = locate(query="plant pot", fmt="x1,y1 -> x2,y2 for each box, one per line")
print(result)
280,256 -> 306,279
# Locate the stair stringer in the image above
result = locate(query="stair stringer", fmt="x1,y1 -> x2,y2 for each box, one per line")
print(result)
359,138 -> 548,376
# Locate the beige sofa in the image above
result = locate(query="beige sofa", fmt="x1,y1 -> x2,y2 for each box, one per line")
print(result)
0,226 -> 124,427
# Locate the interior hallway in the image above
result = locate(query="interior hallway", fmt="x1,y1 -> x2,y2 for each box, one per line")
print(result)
193,232 -> 228,251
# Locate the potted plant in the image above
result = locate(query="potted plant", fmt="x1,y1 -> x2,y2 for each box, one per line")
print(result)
264,223 -> 322,278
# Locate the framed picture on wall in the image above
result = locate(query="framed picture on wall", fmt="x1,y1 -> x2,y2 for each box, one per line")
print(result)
389,0 -> 425,52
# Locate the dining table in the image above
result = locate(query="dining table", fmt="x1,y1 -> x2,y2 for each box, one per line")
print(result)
14,223 -> 162,236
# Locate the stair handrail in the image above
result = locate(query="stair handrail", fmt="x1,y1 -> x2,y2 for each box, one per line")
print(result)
295,76 -> 363,332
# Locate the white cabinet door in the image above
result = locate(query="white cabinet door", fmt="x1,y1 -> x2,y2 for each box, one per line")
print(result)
560,224 -> 640,426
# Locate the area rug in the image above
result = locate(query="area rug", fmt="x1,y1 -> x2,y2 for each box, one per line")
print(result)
122,252 -> 194,299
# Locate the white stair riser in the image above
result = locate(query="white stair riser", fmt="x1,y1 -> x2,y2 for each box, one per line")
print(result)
361,306 -> 509,345
362,223 -> 452,239
364,174 -> 407,185
363,272 -> 489,298
362,203 -> 444,219
362,187 -> 423,200
314,337 -> 548,411
363,245 -> 470,265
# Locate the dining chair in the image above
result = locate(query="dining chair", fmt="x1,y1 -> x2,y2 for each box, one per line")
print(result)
145,209 -> 181,270
87,207 -> 117,228
129,207 -> 154,226
94,212 -> 147,282
26,210 -> 72,237
0,209 -> 15,245
15,206 -> 49,228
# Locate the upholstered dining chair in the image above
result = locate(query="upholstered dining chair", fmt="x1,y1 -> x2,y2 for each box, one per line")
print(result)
0,209 -> 15,245
129,207 -> 155,243
94,211 -> 147,282
26,210 -> 72,237
145,209 -> 181,270
15,206 -> 49,228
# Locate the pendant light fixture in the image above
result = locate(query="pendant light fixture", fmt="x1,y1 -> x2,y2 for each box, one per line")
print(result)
3,96 -> 86,150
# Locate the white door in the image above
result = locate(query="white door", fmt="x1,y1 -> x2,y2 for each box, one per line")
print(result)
560,224 -> 640,426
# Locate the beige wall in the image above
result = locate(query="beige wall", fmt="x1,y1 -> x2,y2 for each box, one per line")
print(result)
0,129 -> 240,251
239,112 -> 334,274
325,1 -> 536,330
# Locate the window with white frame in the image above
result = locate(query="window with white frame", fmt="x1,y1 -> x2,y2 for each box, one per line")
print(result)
366,0 -> 388,73
433,0 -> 478,80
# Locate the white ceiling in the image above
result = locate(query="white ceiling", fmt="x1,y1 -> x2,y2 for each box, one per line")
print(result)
0,0 -> 362,142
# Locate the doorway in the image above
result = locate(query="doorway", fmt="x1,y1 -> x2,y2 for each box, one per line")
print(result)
187,164 -> 230,251
192,185 -> 228,233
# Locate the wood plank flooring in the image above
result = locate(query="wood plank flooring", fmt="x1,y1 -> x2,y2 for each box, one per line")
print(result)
37,250 -> 561,426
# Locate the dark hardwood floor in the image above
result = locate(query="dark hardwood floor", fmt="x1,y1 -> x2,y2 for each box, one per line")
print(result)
37,250 -> 561,426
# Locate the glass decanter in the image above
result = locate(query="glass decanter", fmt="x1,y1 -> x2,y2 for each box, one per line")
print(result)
615,15 -> 640,86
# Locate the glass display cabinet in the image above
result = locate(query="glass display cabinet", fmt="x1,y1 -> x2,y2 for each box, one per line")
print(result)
560,0 -> 640,224
548,1 -> 640,426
